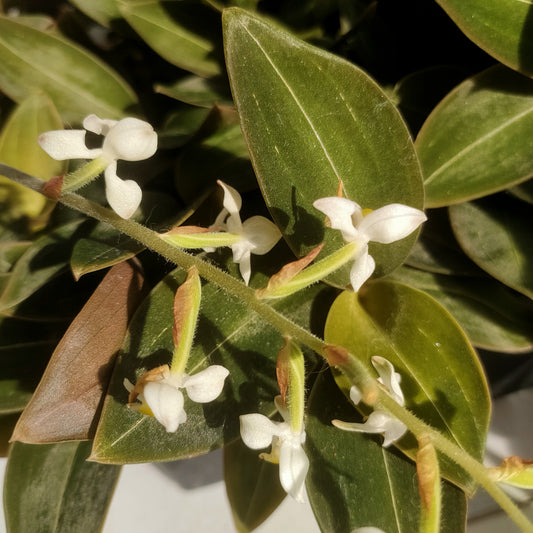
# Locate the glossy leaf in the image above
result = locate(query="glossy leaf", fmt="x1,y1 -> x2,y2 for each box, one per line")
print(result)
449,195 -> 533,299
0,413 -> 19,456
11,261 -> 145,443
155,75 -> 233,108
223,8 -> 424,287
224,438 -> 286,532
306,368 -> 467,533
119,0 -> 223,77
406,208 -> 481,276
0,241 -> 31,273
0,93 -> 65,222
390,267 -> 533,353
0,327 -> 54,414
509,178 -> 533,205
0,15 -> 137,122
69,0 -> 121,28
436,0 -> 533,77
0,220 -> 86,313
4,441 -> 120,533
324,281 -> 490,493
417,65 -> 533,207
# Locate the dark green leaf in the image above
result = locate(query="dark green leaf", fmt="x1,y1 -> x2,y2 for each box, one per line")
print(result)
4,441 -> 120,533
449,195 -> 533,299
224,439 -> 286,532
69,0 -> 122,28
155,75 -> 233,108
436,0 -> 533,77
0,15 -> 137,122
390,267 -> 533,353
417,66 -> 533,207
119,0 -> 223,77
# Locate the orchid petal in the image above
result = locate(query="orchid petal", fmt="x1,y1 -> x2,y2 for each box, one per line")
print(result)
240,414 -> 283,449
279,440 -> 309,503
333,411 -> 406,447
83,114 -> 117,135
234,246 -> 252,285
104,162 -> 142,219
358,204 -> 426,244
349,247 -> 375,292
37,130 -> 102,160
371,356 -> 404,406
218,181 -> 242,216
143,382 -> 186,433
102,117 -> 158,162
182,365 -> 229,403
313,197 -> 361,242
242,216 -> 282,255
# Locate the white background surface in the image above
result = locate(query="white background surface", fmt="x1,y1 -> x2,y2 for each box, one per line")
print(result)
1,389 -> 531,532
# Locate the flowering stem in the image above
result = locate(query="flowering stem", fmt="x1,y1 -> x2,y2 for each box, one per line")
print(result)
62,157 -> 108,192
378,392 -> 533,533
2,164 -> 531,531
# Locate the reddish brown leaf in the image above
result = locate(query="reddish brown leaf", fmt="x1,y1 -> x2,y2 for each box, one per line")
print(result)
11,260 -> 145,443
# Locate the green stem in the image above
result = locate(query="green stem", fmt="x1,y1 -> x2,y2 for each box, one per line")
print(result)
62,157 -> 108,192
379,393 -> 533,533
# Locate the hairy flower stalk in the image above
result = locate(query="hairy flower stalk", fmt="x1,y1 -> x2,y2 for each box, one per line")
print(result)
125,267 -> 228,432
38,114 -> 157,218
240,339 -> 309,502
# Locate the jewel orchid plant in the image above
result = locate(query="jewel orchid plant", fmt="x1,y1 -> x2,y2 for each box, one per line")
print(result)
38,114 -> 157,218
2,3 -> 533,533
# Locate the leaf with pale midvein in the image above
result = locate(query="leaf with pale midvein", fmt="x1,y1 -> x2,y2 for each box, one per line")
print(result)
449,195 -> 533,300
0,15 -> 137,122
223,8 -> 423,287
4,441 -> 120,533
417,65 -> 533,207
324,280 -> 490,493
306,368 -> 467,533
436,0 -> 533,77
90,267 -> 329,463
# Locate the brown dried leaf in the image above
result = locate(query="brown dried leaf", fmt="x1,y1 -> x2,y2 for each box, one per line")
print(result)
11,260 -> 145,443
275,337 -> 291,405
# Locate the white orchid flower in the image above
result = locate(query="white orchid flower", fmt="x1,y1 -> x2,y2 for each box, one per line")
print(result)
333,356 -> 407,447
240,395 -> 309,502
125,364 -> 229,433
207,181 -> 281,285
38,114 -> 157,219
313,197 -> 426,291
